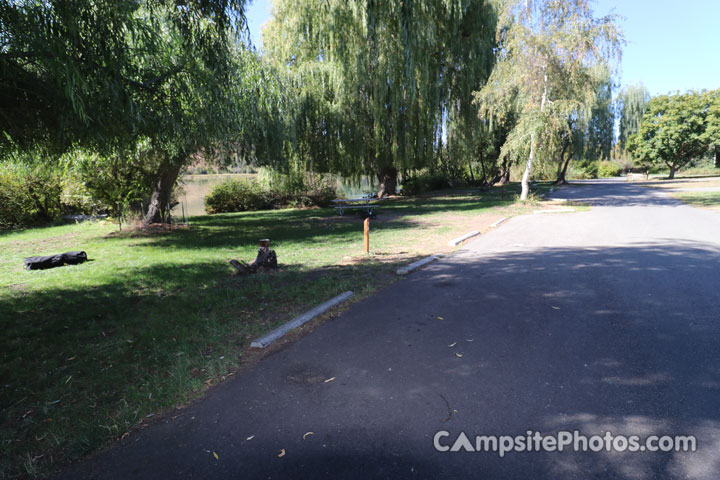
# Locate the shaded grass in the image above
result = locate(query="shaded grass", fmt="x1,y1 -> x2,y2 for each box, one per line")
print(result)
0,183 -> 553,478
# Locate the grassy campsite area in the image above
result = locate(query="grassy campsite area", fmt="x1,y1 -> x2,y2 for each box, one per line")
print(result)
0,183 -> 561,477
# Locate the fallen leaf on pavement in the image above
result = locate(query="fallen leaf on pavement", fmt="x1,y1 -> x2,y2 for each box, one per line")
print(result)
448,342 -> 457,347
246,435 -> 255,441
278,449 -> 286,458
324,377 -> 336,383
213,452 -> 219,460
455,353 -> 463,358
437,316 -> 444,320
552,306 -> 560,310
303,432 -> 314,440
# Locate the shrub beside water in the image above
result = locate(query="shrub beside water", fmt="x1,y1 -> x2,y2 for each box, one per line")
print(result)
204,178 -> 336,213
0,163 -> 64,230
400,172 -> 452,195
597,161 -> 623,178
0,162 -> 105,230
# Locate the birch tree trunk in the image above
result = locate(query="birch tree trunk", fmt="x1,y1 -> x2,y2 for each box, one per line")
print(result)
520,69 -> 548,201
520,139 -> 534,199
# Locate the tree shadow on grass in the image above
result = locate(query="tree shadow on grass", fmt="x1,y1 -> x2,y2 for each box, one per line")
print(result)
0,252 -> 427,479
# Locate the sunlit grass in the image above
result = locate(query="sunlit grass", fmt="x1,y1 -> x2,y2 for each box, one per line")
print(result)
672,190 -> 720,210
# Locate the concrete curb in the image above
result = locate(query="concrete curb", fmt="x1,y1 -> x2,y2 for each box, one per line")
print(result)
397,254 -> 442,276
490,217 -> 509,228
251,291 -> 354,348
447,231 -> 481,246
533,208 -> 575,214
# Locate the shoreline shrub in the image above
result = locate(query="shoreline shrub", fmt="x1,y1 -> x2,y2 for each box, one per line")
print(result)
204,178 -> 336,213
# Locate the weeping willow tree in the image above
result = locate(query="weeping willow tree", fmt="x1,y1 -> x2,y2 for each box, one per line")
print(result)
473,0 -> 622,200
441,4 -> 498,184
584,67 -> 614,162
616,84 -> 650,155
264,0 -> 497,196
1,0 -> 273,224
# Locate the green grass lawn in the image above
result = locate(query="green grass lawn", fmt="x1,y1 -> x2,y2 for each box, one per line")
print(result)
0,183 -> 555,478
672,190 -> 720,209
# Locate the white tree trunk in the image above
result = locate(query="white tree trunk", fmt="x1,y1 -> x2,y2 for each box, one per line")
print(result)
520,69 -> 548,201
520,137 -> 534,200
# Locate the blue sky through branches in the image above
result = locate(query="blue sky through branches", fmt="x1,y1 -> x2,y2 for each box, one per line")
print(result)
246,0 -> 720,96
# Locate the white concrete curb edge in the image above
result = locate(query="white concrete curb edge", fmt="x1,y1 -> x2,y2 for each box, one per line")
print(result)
448,230 -> 481,246
251,291 -> 354,348
397,255 -> 442,276
533,208 -> 575,214
490,217 -> 509,228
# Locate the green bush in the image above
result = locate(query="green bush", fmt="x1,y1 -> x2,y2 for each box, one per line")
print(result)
60,177 -> 107,215
400,172 -> 450,196
597,161 -> 623,178
204,178 -> 336,213
0,163 -> 65,230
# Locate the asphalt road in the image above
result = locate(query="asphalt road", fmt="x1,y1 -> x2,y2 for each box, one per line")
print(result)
59,179 -> 720,480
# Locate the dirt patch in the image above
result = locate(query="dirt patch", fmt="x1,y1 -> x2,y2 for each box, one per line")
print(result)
106,223 -> 189,238
338,251 -> 410,266
5,232 -> 81,254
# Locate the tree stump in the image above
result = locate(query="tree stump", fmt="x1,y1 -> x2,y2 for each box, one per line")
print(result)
229,239 -> 278,274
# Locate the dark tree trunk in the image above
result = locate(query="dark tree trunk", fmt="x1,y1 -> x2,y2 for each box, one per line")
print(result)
715,148 -> 719,168
556,147 -> 572,185
144,157 -> 183,225
377,166 -> 398,197
497,158 -> 510,185
556,157 -> 563,181
558,155 -> 572,184
668,165 -> 676,179
478,151 -> 487,185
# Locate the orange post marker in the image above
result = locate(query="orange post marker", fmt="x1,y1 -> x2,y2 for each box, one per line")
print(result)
363,217 -> 370,254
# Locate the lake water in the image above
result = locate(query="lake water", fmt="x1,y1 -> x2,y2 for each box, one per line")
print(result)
171,174 -> 377,218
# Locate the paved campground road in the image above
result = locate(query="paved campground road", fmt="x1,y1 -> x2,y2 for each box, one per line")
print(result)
59,179 -> 720,480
